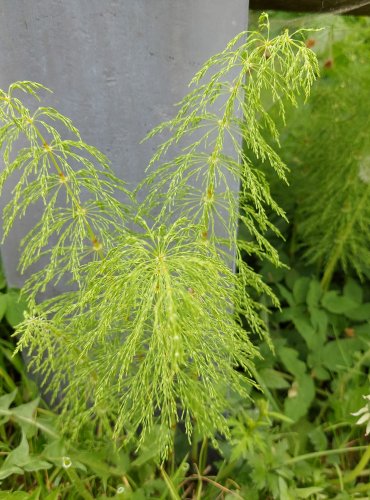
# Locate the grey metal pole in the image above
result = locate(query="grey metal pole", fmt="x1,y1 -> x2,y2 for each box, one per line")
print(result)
0,0 -> 249,289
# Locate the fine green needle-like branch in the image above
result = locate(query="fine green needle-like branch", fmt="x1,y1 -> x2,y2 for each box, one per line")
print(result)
0,82 -> 131,300
138,13 -> 318,337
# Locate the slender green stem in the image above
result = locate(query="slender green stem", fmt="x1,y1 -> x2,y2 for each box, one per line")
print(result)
47,467 -> 62,488
160,466 -> 181,500
198,437 -> 208,474
65,466 -> 95,500
334,463 -> 344,492
201,70 -> 244,241
181,469 -> 243,499
283,445 -> 368,466
343,445 -> 370,484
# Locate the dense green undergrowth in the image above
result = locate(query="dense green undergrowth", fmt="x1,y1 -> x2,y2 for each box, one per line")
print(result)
0,255 -> 370,499
0,11 -> 369,500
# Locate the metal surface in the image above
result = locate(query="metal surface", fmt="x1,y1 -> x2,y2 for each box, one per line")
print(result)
0,0 -> 249,290
250,0 -> 370,15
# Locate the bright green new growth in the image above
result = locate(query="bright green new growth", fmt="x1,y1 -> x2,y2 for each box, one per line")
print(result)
0,16 -> 318,456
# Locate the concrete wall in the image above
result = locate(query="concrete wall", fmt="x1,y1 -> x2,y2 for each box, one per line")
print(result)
0,0 -> 249,288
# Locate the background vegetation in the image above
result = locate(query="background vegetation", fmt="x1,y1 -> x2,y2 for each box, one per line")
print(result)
0,11 -> 369,500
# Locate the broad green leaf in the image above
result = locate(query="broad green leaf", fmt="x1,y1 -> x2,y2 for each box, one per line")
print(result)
132,425 -> 169,467
293,277 -> 310,305
307,348 -> 329,378
5,289 -> 27,327
259,368 -> 290,389
0,465 -> 24,480
310,364 -> 330,381
2,432 -> 30,467
12,398 -> 40,438
23,459 -> 52,472
306,344 -> 330,380
309,307 -> 328,339
278,476 -> 289,499
321,290 -> 358,314
278,346 -> 306,378
284,374 -> 315,421
345,304 -> 370,321
0,293 -> 7,319
42,439 -> 67,464
354,323 -> 370,341
0,432 -> 51,480
322,339 -> 363,372
306,279 -> 322,309
275,305 -> 306,323
72,449 -> 117,476
294,487 -> 324,498
277,284 -> 294,306
0,389 -> 17,411
0,434 -> 30,480
293,317 -> 318,350
308,426 -> 328,451
343,279 -> 363,304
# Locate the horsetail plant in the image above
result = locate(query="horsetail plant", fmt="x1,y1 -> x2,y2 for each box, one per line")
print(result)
261,16 -> 370,290
297,27 -> 370,289
0,15 -> 318,458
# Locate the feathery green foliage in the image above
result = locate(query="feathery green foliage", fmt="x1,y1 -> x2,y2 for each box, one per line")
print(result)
0,81 -> 130,299
300,20 -> 370,288
262,15 -> 370,289
0,15 -> 318,456
140,14 -> 318,279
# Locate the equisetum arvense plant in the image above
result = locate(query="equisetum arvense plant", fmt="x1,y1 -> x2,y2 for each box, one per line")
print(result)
0,15 -> 318,457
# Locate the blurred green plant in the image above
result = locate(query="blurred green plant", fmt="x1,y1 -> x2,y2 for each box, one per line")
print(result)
254,14 -> 370,289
